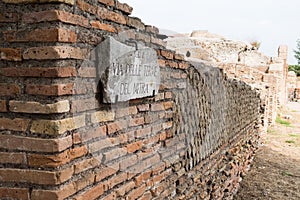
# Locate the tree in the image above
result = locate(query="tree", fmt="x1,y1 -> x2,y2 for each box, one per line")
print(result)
288,65 -> 300,76
294,39 -> 300,64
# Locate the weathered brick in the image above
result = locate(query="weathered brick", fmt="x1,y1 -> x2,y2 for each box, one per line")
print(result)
99,192 -> 117,200
151,102 -> 164,111
97,7 -> 126,24
90,110 -> 115,124
77,0 -> 97,15
3,0 -> 74,5
115,181 -> 135,196
88,138 -> 118,154
0,100 -> 7,112
73,183 -> 104,200
23,10 -> 89,27
23,46 -> 87,60
30,115 -> 85,135
145,25 -> 159,34
163,101 -> 174,110
127,184 -> 146,200
0,152 -> 26,165
134,171 -> 151,186
129,117 -> 144,127
137,104 -> 149,112
74,157 -> 99,174
158,59 -> 166,67
95,166 -> 118,182
136,32 -> 151,43
78,67 -> 97,77
0,168 -> 73,185
4,28 -> 76,43
10,100 -> 69,114
0,84 -> 21,97
175,53 -> 185,60
116,106 -> 138,118
106,173 -> 127,189
71,98 -> 99,113
0,134 -> 72,152
151,36 -> 166,47
161,50 -> 174,60
0,187 -> 29,200
0,118 -> 29,131
0,12 -> 19,22
98,0 -> 114,6
178,62 -> 189,69
119,155 -> 138,170
126,141 -> 142,153
26,83 -> 73,96
116,2 -> 133,14
0,66 -> 76,77
107,120 -> 127,134
76,125 -> 107,143
103,148 -> 127,163
135,126 -> 151,138
126,17 -> 145,30
28,145 -> 88,167
90,21 -> 116,33
0,48 -> 22,61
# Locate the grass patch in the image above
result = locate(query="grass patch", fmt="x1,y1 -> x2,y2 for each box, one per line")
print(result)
285,140 -> 295,144
276,116 -> 291,127
289,134 -> 299,138
282,171 -> 294,177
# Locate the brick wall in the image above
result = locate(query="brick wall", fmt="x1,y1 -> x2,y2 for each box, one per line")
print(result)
0,0 -> 262,199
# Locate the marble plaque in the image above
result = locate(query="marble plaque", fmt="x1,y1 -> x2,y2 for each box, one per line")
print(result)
97,37 -> 160,103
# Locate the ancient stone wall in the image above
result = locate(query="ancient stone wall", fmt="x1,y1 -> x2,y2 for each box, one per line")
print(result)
0,0 -> 262,199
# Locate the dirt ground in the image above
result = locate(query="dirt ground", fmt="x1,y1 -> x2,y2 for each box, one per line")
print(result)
234,102 -> 300,200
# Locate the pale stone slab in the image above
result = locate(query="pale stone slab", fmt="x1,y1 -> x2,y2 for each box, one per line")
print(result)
97,37 -> 160,103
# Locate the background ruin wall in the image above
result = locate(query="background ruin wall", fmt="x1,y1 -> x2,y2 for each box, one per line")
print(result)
0,0 -> 269,199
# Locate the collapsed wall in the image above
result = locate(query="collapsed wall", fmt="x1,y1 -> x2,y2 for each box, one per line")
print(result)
0,1 -> 262,199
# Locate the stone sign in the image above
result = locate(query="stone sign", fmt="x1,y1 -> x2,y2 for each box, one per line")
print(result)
97,37 -> 160,103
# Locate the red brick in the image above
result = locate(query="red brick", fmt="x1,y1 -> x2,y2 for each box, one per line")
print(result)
77,0 -> 97,15
0,117 -> 29,131
97,7 -> 126,24
0,134 -> 72,152
28,145 -> 88,167
151,36 -> 166,47
115,181 -> 135,196
0,84 -> 21,97
90,21 -> 116,33
73,183 -> 104,200
106,173 -> 127,189
165,91 -> 173,99
127,184 -> 146,200
0,168 -> 72,185
26,83 -> 73,96
0,67 -> 76,77
163,101 -> 174,110
166,60 -> 178,68
0,187 -> 29,200
23,10 -> 89,27
107,120 -> 127,134
137,104 -> 149,112
0,12 -> 19,22
116,2 -> 133,14
126,141 -> 142,153
175,53 -> 185,60
161,50 -> 174,60
126,17 -> 145,30
0,152 -> 26,165
4,28 -> 76,43
179,62 -> 189,69
23,46 -> 87,60
98,0 -> 114,6
139,191 -> 153,200
129,117 -> 144,127
134,171 -> 151,187
158,59 -> 166,67
99,192 -> 117,200
0,48 -> 22,61
0,100 -> 7,112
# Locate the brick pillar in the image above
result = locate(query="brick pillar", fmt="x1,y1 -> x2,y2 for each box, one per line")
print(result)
278,45 -> 289,103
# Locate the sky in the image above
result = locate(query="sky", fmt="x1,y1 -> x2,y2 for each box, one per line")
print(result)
123,0 -> 300,64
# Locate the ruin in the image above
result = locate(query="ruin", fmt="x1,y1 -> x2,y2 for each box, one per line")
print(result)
0,0 -> 292,200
